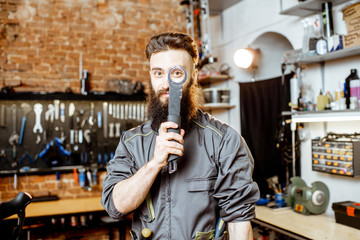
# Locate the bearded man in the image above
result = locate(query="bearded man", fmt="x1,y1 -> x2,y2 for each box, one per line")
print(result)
101,32 -> 259,240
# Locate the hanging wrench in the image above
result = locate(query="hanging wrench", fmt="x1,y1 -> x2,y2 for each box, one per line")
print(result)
33,103 -> 43,134
19,103 -> 32,146
109,122 -> 114,138
0,104 -> 6,128
8,104 -> 19,160
8,104 -> 20,145
115,122 -> 121,138
88,102 -> 95,126
44,104 -> 55,140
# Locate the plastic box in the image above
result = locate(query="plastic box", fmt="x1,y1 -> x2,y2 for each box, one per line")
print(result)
332,201 -> 360,230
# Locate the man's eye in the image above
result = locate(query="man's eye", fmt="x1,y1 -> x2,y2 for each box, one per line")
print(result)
152,71 -> 164,77
172,71 -> 183,78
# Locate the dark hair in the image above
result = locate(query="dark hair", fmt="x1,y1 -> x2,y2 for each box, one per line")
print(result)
145,32 -> 199,66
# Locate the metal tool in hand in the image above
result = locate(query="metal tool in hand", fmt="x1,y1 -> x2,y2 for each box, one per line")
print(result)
167,66 -> 187,174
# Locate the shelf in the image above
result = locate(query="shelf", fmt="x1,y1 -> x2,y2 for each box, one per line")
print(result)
280,0 -> 349,17
0,165 -> 106,176
200,103 -> 235,111
198,75 -> 233,85
286,110 -> 360,123
299,46 -> 360,64
0,92 -> 146,101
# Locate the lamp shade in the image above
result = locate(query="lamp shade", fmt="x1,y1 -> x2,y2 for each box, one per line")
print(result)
233,48 -> 254,69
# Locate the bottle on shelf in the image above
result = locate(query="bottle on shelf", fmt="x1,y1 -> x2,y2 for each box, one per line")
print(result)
350,71 -> 360,109
316,36 -> 327,55
345,69 -> 359,109
290,74 -> 299,111
317,90 -> 328,111
297,92 -> 306,111
301,18 -> 319,57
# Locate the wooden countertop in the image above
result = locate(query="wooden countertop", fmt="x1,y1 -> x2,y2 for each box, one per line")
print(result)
7,198 -> 360,239
254,206 -> 360,240
8,197 -> 104,219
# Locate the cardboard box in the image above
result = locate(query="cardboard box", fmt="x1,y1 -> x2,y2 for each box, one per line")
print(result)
344,17 -> 360,34
342,2 -> 360,20
342,2 -> 360,48
343,31 -> 360,49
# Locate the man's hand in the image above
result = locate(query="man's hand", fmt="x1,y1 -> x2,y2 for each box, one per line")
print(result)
153,121 -> 185,168
112,122 -> 185,214
228,221 -> 253,240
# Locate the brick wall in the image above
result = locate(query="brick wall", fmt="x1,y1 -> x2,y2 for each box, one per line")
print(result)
0,0 -> 185,201
0,0 -> 185,93
0,170 -> 108,201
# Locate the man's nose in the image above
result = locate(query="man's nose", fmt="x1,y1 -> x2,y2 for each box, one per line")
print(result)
160,76 -> 169,89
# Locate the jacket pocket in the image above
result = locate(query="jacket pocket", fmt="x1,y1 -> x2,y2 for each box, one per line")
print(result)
186,177 -> 217,192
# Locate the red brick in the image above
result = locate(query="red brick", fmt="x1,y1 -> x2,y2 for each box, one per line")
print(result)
2,63 -> 17,71
0,192 -> 17,201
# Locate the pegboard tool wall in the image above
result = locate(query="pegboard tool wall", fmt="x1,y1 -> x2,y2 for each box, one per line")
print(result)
0,98 -> 147,174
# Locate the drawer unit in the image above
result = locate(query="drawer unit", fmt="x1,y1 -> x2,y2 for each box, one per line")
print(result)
312,139 -> 360,177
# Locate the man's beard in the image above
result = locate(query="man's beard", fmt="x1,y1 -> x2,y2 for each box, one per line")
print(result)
147,78 -> 200,132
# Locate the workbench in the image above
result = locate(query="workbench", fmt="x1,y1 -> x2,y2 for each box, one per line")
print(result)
253,205 -> 360,240
12,197 -> 104,218
7,198 -> 360,239
5,197 -> 129,240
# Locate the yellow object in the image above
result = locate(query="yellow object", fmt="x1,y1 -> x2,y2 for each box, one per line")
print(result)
317,93 -> 328,111
142,228 -> 152,238
335,89 -> 344,101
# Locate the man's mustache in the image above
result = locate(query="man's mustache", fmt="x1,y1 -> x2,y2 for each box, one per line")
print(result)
157,89 -> 169,97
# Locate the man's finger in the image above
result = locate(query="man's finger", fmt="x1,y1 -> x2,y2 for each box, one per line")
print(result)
159,122 -> 179,134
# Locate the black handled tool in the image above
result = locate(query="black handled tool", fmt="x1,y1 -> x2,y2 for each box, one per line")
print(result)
214,217 -> 226,238
167,66 -> 187,174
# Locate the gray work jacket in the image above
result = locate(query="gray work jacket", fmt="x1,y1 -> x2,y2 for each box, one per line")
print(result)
101,110 -> 260,240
